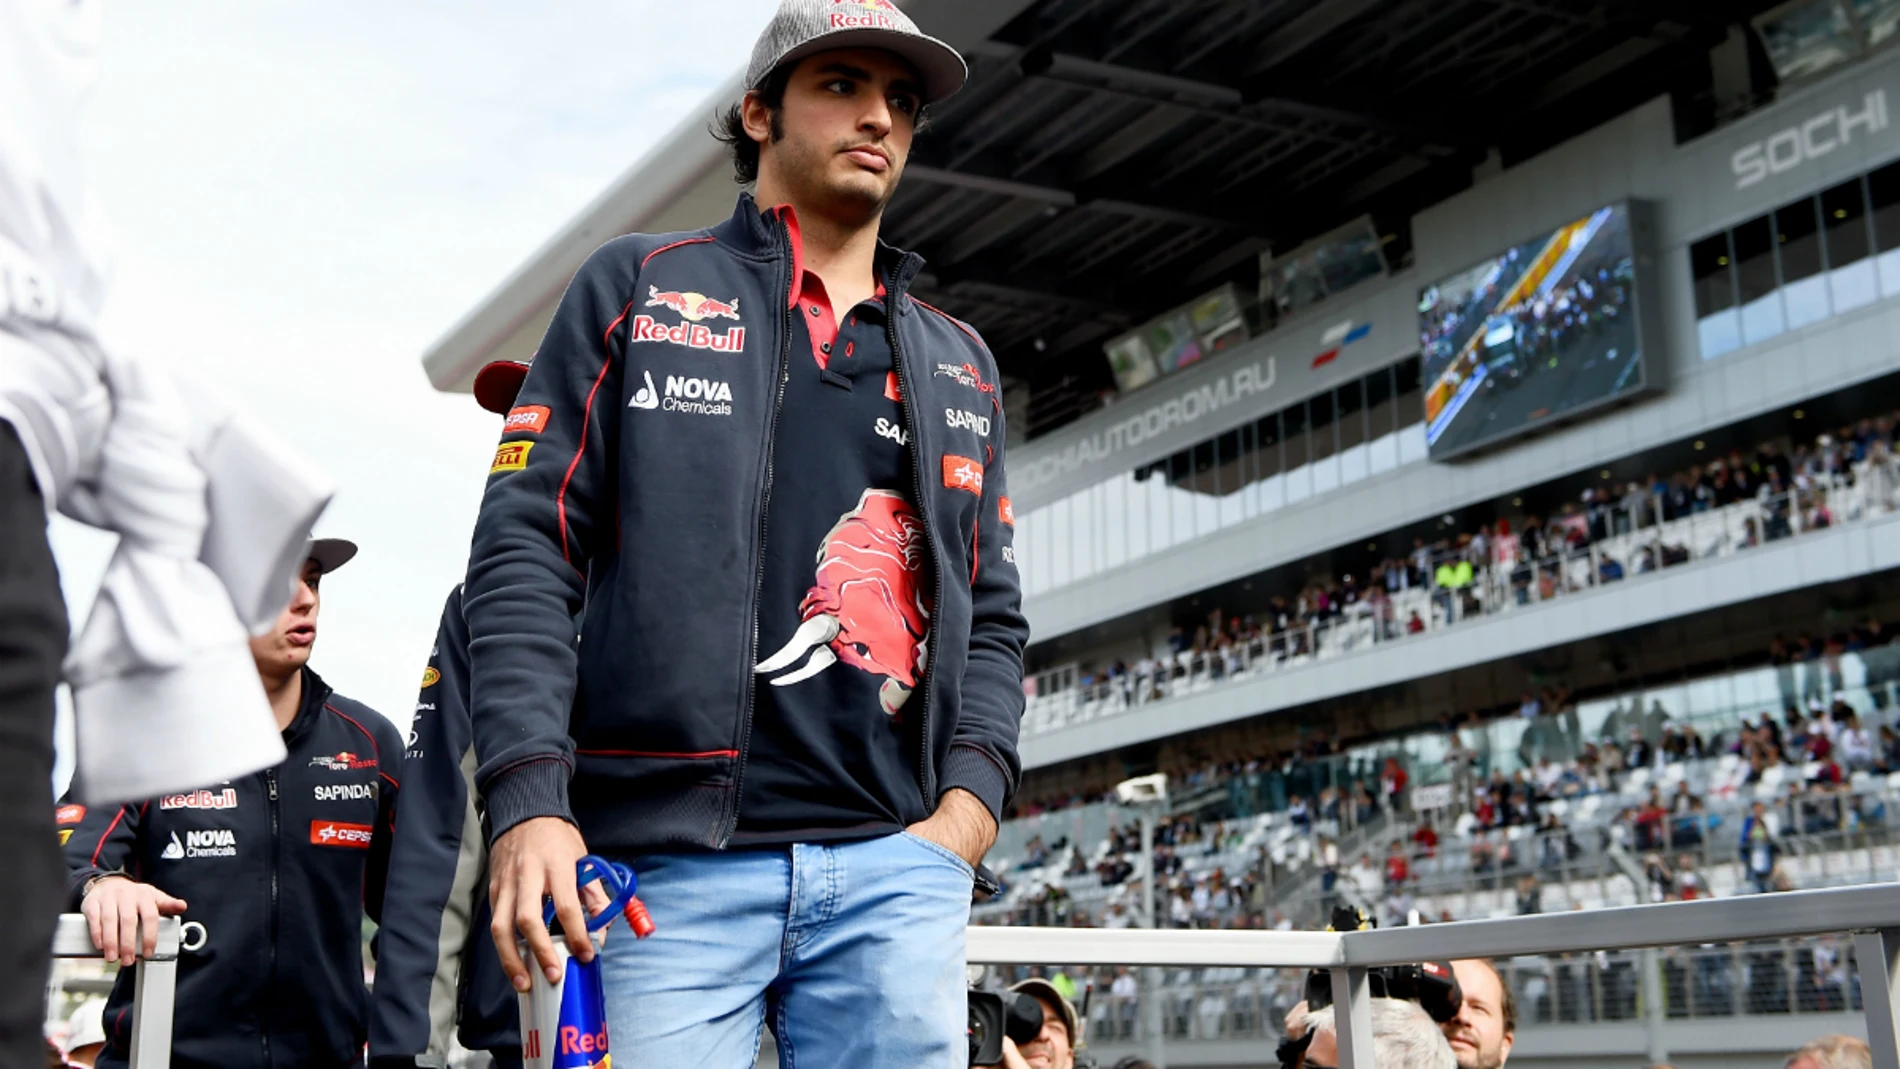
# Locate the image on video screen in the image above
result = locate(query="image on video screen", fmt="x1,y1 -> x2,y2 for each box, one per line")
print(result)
1417,203 -> 1643,458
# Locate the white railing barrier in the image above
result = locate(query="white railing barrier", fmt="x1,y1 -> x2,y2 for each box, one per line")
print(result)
967,884 -> 1900,1069
53,913 -> 177,1069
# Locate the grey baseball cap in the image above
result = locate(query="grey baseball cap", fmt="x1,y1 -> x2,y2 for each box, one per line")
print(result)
746,0 -> 968,105
303,537 -> 358,576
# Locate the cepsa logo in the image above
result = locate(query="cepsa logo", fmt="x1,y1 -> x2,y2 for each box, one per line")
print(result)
831,0 -> 901,28
942,455 -> 984,496
310,820 -> 374,849
55,804 -> 85,825
504,405 -> 550,435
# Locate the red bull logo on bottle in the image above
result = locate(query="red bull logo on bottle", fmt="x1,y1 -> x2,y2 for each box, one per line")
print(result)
551,954 -> 611,1069
520,857 -> 650,1069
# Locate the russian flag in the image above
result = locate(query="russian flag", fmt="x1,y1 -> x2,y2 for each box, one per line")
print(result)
1311,320 -> 1373,369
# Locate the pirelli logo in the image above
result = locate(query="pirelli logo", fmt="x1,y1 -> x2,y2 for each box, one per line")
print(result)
491,441 -> 533,475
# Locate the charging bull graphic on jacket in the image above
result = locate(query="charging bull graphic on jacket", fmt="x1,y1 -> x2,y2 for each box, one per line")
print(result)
754,489 -> 931,717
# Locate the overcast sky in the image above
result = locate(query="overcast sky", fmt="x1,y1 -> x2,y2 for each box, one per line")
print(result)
51,1 -> 778,789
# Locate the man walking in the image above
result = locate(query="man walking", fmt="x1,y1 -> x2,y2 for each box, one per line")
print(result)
368,359 -> 539,1069
58,541 -> 401,1069
464,2 -> 1026,1064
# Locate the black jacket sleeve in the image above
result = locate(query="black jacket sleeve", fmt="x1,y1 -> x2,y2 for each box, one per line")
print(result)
59,797 -> 143,910
939,343 -> 1029,824
463,242 -> 637,840
368,587 -> 494,1064
367,722 -> 402,928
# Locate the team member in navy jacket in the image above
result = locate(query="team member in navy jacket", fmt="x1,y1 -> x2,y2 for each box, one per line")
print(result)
367,361 -> 537,1069
465,2 -> 1027,1064
58,541 -> 402,1069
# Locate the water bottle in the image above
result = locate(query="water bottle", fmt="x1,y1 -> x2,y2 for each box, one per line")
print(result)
518,855 -> 655,1069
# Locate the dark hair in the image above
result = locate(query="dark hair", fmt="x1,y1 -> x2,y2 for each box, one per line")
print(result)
713,65 -> 793,186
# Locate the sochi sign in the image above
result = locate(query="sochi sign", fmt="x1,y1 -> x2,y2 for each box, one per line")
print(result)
1732,89 -> 1889,190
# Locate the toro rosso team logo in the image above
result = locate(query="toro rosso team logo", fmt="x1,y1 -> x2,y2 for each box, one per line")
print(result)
754,489 -> 931,718
633,286 -> 747,353
309,751 -> 377,772
934,362 -> 996,397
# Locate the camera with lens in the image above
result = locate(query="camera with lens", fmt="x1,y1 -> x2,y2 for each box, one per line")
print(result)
967,987 -> 1044,1066
1301,907 -> 1462,1024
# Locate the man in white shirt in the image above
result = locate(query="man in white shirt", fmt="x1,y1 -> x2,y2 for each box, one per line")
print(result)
2,4 -> 325,1059
1837,712 -> 1876,771
1533,757 -> 1563,795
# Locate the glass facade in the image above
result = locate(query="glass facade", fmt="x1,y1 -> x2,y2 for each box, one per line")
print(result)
1693,158 -> 1900,360
1017,358 -> 1428,597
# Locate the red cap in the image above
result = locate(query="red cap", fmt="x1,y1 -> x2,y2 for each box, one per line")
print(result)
472,359 -> 531,415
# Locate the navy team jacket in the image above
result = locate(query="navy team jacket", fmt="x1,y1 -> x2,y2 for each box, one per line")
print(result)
59,668 -> 400,1069
367,585 -> 519,1066
462,193 -> 1030,853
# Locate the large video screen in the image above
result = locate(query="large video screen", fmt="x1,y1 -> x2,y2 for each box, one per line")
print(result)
1418,203 -> 1646,459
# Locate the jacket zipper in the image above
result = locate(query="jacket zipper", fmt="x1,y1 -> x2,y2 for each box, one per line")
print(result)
720,214 -> 797,847
264,769 -> 280,1068
887,278 -> 946,815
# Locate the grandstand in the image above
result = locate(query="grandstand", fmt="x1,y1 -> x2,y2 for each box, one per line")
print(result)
421,1 -> 1900,1065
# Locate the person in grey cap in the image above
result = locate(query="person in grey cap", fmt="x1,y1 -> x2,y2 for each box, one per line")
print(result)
465,0 -> 1026,1065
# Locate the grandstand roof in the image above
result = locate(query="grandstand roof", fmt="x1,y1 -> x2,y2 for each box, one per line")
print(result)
422,0 -> 1786,434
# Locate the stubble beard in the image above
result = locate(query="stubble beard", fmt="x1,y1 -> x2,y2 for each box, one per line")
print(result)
774,128 -> 896,224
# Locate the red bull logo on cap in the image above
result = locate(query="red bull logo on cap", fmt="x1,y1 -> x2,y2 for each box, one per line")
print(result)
831,0 -> 902,28
754,489 -> 931,717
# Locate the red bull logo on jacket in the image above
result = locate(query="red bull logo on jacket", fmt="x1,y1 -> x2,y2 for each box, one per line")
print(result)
636,286 -> 747,352
645,285 -> 741,322
754,489 -> 931,717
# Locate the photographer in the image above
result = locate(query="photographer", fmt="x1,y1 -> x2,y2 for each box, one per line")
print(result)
1283,958 -> 1514,1069
1445,960 -> 1516,1069
1296,999 -> 1457,1069
1000,978 -> 1080,1069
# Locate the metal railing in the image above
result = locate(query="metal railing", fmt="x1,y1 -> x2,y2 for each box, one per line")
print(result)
1017,935 -> 1875,1048
965,884 -> 1900,1069
1024,465 -> 1900,737
52,913 -> 177,1068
